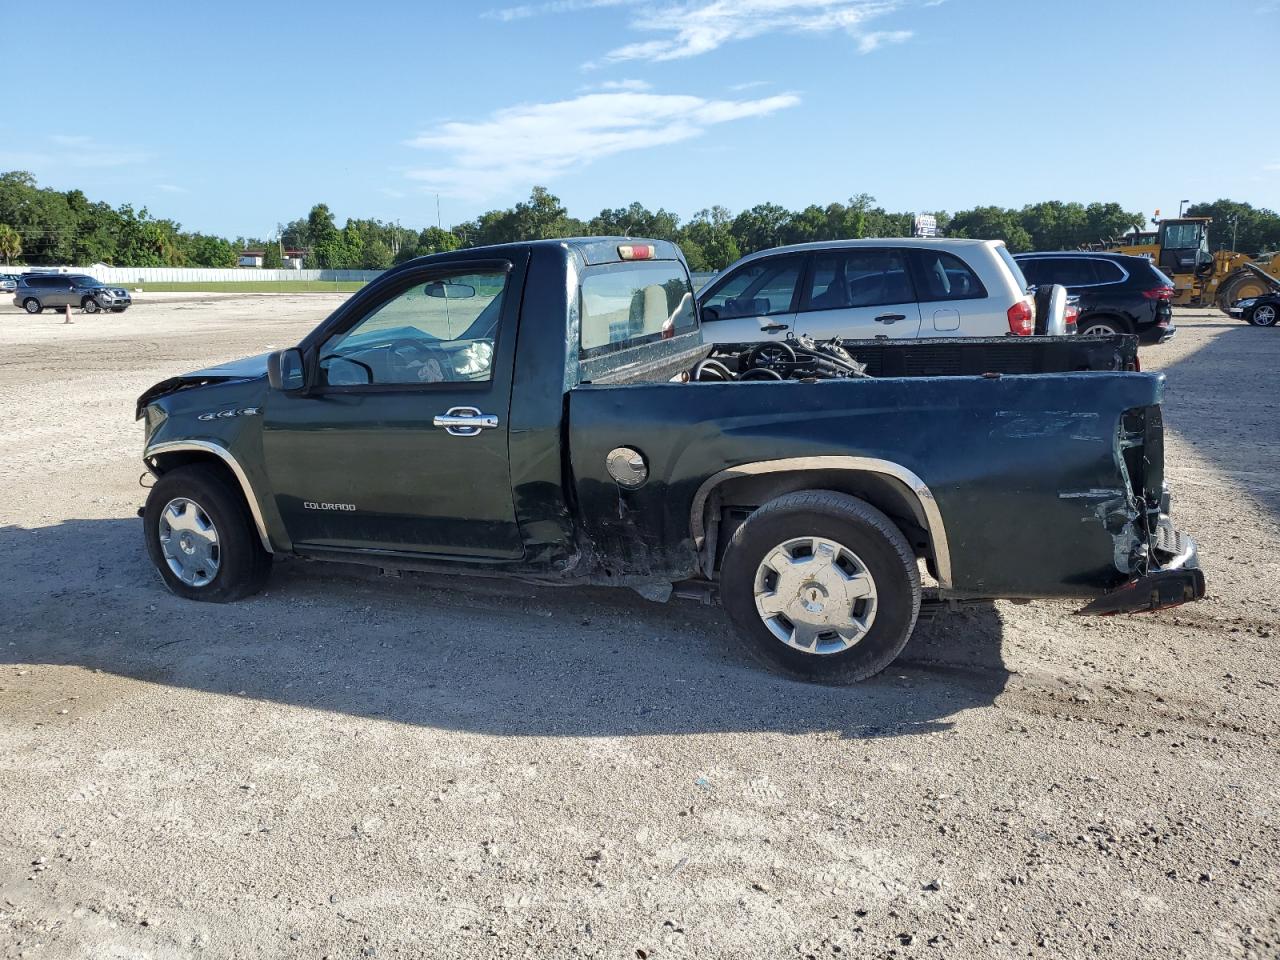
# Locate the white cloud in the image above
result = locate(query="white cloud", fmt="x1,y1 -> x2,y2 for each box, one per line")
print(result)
729,79 -> 773,91
1263,161 -> 1280,172
483,0 -> 623,21
155,183 -> 187,193
597,78 -> 653,91
856,28 -> 912,52
486,0 -> 921,65
404,90 -> 799,198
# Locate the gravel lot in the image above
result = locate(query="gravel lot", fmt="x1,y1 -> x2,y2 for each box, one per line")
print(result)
1,295 -> 1278,959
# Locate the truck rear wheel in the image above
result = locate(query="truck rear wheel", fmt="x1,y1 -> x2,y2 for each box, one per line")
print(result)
143,464 -> 271,602
719,490 -> 921,684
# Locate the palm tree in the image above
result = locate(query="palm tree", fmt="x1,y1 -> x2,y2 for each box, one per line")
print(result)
0,225 -> 20,266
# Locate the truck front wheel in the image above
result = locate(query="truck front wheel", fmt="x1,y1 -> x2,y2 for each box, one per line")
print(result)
719,491 -> 921,684
143,465 -> 272,602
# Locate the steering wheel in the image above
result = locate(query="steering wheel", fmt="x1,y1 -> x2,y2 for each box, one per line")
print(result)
391,341 -> 457,382
744,340 -> 797,374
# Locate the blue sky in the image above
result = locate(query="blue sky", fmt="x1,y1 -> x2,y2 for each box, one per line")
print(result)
3,0 -> 1277,237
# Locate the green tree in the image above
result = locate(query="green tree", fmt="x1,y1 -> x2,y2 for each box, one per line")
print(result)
949,205 -> 1033,252
1185,199 -> 1280,255
185,233 -> 238,267
262,241 -> 283,269
679,207 -> 740,270
361,237 -> 393,270
0,223 -> 20,264
731,202 -> 791,255
587,202 -> 681,241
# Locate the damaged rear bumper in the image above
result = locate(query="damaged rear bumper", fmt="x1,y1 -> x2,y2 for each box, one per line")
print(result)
1077,520 -> 1205,616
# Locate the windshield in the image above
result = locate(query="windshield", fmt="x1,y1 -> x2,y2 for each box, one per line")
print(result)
1161,222 -> 1205,250
579,260 -> 696,357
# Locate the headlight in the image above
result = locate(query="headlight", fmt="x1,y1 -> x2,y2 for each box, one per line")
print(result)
454,340 -> 493,376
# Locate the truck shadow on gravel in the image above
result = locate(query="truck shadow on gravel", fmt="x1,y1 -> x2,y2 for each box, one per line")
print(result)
1159,321 -> 1280,520
2,518 -> 1009,740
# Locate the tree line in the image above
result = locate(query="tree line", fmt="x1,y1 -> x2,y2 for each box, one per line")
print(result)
2,169 -> 1278,271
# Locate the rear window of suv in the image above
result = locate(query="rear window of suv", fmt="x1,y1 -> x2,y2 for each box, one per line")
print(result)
994,244 -> 1029,293
579,261 -> 696,357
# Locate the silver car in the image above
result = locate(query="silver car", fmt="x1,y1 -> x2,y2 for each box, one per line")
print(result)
697,238 -> 1063,343
13,273 -> 131,314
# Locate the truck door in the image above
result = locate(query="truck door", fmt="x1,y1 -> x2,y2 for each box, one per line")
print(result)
793,248 -> 922,339
261,257 -> 526,559
698,254 -> 803,344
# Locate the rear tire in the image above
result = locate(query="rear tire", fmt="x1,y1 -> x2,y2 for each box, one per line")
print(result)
1247,303 -> 1278,327
23,298 -> 41,314
1079,315 -> 1131,337
143,465 -> 272,602
719,490 -> 921,684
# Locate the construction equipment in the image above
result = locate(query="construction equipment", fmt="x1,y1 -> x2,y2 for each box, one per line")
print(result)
1100,217 -> 1280,313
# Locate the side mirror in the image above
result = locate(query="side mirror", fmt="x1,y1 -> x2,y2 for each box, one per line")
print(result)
701,305 -> 720,322
267,348 -> 307,393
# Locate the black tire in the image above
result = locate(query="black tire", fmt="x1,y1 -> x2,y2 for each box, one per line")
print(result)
1247,303 -> 1278,327
1079,315 -> 1131,337
82,296 -> 99,314
719,490 -> 921,684
143,464 -> 272,602
23,297 -> 41,314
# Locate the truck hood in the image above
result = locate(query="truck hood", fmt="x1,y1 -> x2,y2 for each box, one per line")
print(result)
135,352 -> 270,419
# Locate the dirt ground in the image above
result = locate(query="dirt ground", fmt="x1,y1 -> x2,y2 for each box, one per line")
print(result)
1,294 -> 1277,960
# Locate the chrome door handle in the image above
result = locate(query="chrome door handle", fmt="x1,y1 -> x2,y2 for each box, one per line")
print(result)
761,322 -> 789,333
433,406 -> 499,437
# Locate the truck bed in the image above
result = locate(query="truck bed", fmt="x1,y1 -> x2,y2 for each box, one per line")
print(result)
584,334 -> 1138,386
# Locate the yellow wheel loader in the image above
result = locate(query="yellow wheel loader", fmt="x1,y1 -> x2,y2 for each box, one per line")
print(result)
1102,218 -> 1280,313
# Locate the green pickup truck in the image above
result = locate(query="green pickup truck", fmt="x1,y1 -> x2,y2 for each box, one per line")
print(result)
136,238 -> 1204,683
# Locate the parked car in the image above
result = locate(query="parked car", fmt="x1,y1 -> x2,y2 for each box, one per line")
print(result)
12,273 -> 131,314
1227,291 -> 1279,327
134,237 -> 1203,685
1014,252 -> 1175,343
0,273 -> 18,292
696,238 -> 1065,343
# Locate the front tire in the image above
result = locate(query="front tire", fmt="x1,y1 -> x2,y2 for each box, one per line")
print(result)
82,297 -> 100,314
143,465 -> 271,602
1247,303 -> 1278,327
719,490 -> 921,684
23,298 -> 41,314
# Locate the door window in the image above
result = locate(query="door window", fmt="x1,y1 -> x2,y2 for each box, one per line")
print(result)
1030,257 -> 1098,287
701,257 -> 802,319
913,250 -> 988,302
319,268 -> 508,387
1017,259 -> 1044,285
1091,259 -> 1126,284
802,249 -> 913,311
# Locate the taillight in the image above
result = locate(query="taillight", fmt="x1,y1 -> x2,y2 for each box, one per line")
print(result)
1007,298 -> 1033,336
1142,286 -> 1174,300
1064,302 -> 1079,334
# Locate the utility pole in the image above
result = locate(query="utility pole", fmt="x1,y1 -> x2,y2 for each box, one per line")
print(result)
1231,216 -> 1239,252
436,194 -> 443,230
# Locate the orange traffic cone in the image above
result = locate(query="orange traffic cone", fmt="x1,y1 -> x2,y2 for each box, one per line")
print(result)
63,304 -> 73,325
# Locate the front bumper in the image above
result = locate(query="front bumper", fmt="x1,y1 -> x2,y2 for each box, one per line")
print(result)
1077,519 -> 1204,615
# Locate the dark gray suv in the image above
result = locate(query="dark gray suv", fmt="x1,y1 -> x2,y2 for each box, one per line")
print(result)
13,273 -> 132,314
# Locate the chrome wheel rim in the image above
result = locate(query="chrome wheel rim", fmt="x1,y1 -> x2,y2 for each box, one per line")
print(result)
753,536 -> 877,655
24,299 -> 39,313
1253,305 -> 1277,326
1083,322 -> 1119,336
158,497 -> 220,587
83,299 -> 98,313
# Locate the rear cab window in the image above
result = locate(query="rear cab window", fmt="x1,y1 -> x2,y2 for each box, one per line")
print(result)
579,260 -> 697,358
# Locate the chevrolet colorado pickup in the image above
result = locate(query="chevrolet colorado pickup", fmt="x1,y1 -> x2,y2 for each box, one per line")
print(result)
136,237 -> 1205,683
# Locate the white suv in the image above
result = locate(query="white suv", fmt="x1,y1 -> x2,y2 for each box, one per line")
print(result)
697,238 -> 1057,343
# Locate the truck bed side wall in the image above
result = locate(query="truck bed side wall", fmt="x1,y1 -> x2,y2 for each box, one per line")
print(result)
567,372 -> 1164,597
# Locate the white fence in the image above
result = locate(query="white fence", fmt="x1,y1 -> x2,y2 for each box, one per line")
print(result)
23,264 -> 718,288
25,265 -> 386,284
